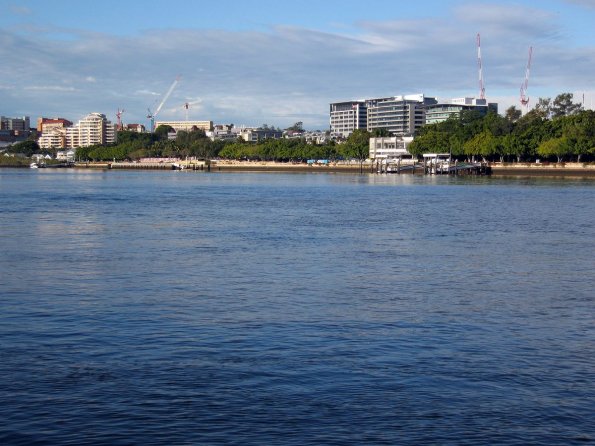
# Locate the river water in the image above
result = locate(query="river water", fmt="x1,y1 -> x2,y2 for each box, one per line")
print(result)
0,169 -> 593,445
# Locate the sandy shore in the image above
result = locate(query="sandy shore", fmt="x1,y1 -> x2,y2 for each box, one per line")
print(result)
490,162 -> 595,177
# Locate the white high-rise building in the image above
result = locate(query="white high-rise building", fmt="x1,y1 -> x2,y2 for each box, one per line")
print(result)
66,113 -> 117,148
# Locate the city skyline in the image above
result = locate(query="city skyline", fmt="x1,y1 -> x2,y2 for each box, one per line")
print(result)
1,0 -> 594,130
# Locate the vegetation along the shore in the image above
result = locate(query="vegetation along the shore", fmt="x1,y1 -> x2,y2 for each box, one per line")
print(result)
410,93 -> 595,162
2,93 -> 594,166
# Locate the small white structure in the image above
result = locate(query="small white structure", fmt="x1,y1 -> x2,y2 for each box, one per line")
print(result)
369,136 -> 414,160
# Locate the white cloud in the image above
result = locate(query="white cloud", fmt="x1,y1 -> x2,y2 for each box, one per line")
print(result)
1,2 -> 593,128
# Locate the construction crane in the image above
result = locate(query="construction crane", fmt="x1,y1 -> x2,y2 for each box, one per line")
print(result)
477,33 -> 485,100
520,46 -> 533,112
147,76 -> 181,132
183,102 -> 190,122
116,108 -> 125,130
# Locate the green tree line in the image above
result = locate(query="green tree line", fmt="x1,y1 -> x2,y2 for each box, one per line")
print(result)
409,93 -> 595,163
74,125 -> 372,163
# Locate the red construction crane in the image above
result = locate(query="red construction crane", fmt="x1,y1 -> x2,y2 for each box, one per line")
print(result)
477,33 -> 485,100
520,46 -> 533,111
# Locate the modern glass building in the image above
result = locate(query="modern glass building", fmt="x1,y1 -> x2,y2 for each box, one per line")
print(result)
366,94 -> 438,136
425,98 -> 498,125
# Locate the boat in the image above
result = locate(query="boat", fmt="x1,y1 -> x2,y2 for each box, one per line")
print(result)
30,162 -> 39,169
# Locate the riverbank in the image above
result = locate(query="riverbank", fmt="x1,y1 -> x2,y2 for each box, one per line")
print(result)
22,159 -> 595,177
489,162 -> 595,177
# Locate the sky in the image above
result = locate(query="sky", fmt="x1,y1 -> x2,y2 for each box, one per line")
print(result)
1,0 -> 594,130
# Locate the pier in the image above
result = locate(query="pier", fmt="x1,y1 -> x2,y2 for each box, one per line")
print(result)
375,154 -> 490,175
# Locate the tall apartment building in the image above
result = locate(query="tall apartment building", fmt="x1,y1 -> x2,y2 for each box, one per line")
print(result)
66,113 -> 117,148
425,98 -> 498,125
366,94 -> 437,136
37,118 -> 73,149
329,101 -> 367,138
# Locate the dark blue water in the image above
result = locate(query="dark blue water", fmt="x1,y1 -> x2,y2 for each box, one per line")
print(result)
1,169 -> 594,445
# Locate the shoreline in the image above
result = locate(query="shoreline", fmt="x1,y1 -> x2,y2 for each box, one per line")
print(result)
9,160 -> 595,177
489,162 -> 595,177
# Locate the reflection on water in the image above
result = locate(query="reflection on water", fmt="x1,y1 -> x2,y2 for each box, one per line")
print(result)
0,169 -> 594,445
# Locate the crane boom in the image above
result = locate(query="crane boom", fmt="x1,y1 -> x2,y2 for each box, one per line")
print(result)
154,76 -> 180,117
477,33 -> 485,100
147,76 -> 181,132
520,46 -> 533,110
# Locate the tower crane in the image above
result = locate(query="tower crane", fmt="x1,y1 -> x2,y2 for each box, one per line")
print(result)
116,108 -> 125,130
147,76 -> 181,132
477,33 -> 485,100
184,102 -> 190,122
520,46 -> 533,112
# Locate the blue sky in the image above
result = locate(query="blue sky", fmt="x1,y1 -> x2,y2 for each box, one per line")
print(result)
1,0 -> 594,129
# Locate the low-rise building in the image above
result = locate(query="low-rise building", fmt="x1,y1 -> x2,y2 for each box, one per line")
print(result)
239,127 -> 283,142
369,136 -> 414,160
125,123 -> 146,133
154,120 -> 213,133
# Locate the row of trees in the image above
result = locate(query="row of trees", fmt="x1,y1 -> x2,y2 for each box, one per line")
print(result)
409,93 -> 595,162
74,125 -> 372,166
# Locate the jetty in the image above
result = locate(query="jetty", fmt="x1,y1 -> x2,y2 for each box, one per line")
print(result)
375,154 -> 490,175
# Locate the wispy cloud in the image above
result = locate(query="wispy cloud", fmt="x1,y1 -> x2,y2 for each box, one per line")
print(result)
9,5 -> 32,15
1,1 -> 593,128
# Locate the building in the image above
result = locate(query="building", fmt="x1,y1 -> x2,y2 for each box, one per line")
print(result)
0,116 -> 30,133
66,113 -> 117,148
367,94 -> 437,136
154,120 -> 213,133
329,101 -> 367,138
37,117 -> 72,134
238,127 -> 283,142
125,123 -> 146,133
425,97 -> 498,125
206,124 -> 240,142
369,136 -> 414,160
38,128 -> 67,150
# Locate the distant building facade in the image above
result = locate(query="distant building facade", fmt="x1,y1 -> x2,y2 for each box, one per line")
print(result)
155,120 -> 213,133
37,117 -> 72,134
0,116 -> 30,133
329,101 -> 368,138
425,97 -> 498,125
367,94 -> 437,136
125,123 -> 146,133
239,127 -> 283,142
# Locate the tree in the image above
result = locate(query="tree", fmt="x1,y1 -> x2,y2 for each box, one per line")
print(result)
8,140 -> 40,157
341,129 -> 371,173
154,125 -> 173,141
463,130 -> 498,161
408,131 -> 450,156
372,128 -> 391,137
533,97 -> 552,119
537,136 -> 572,163
505,106 -> 522,123
551,93 -> 582,118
